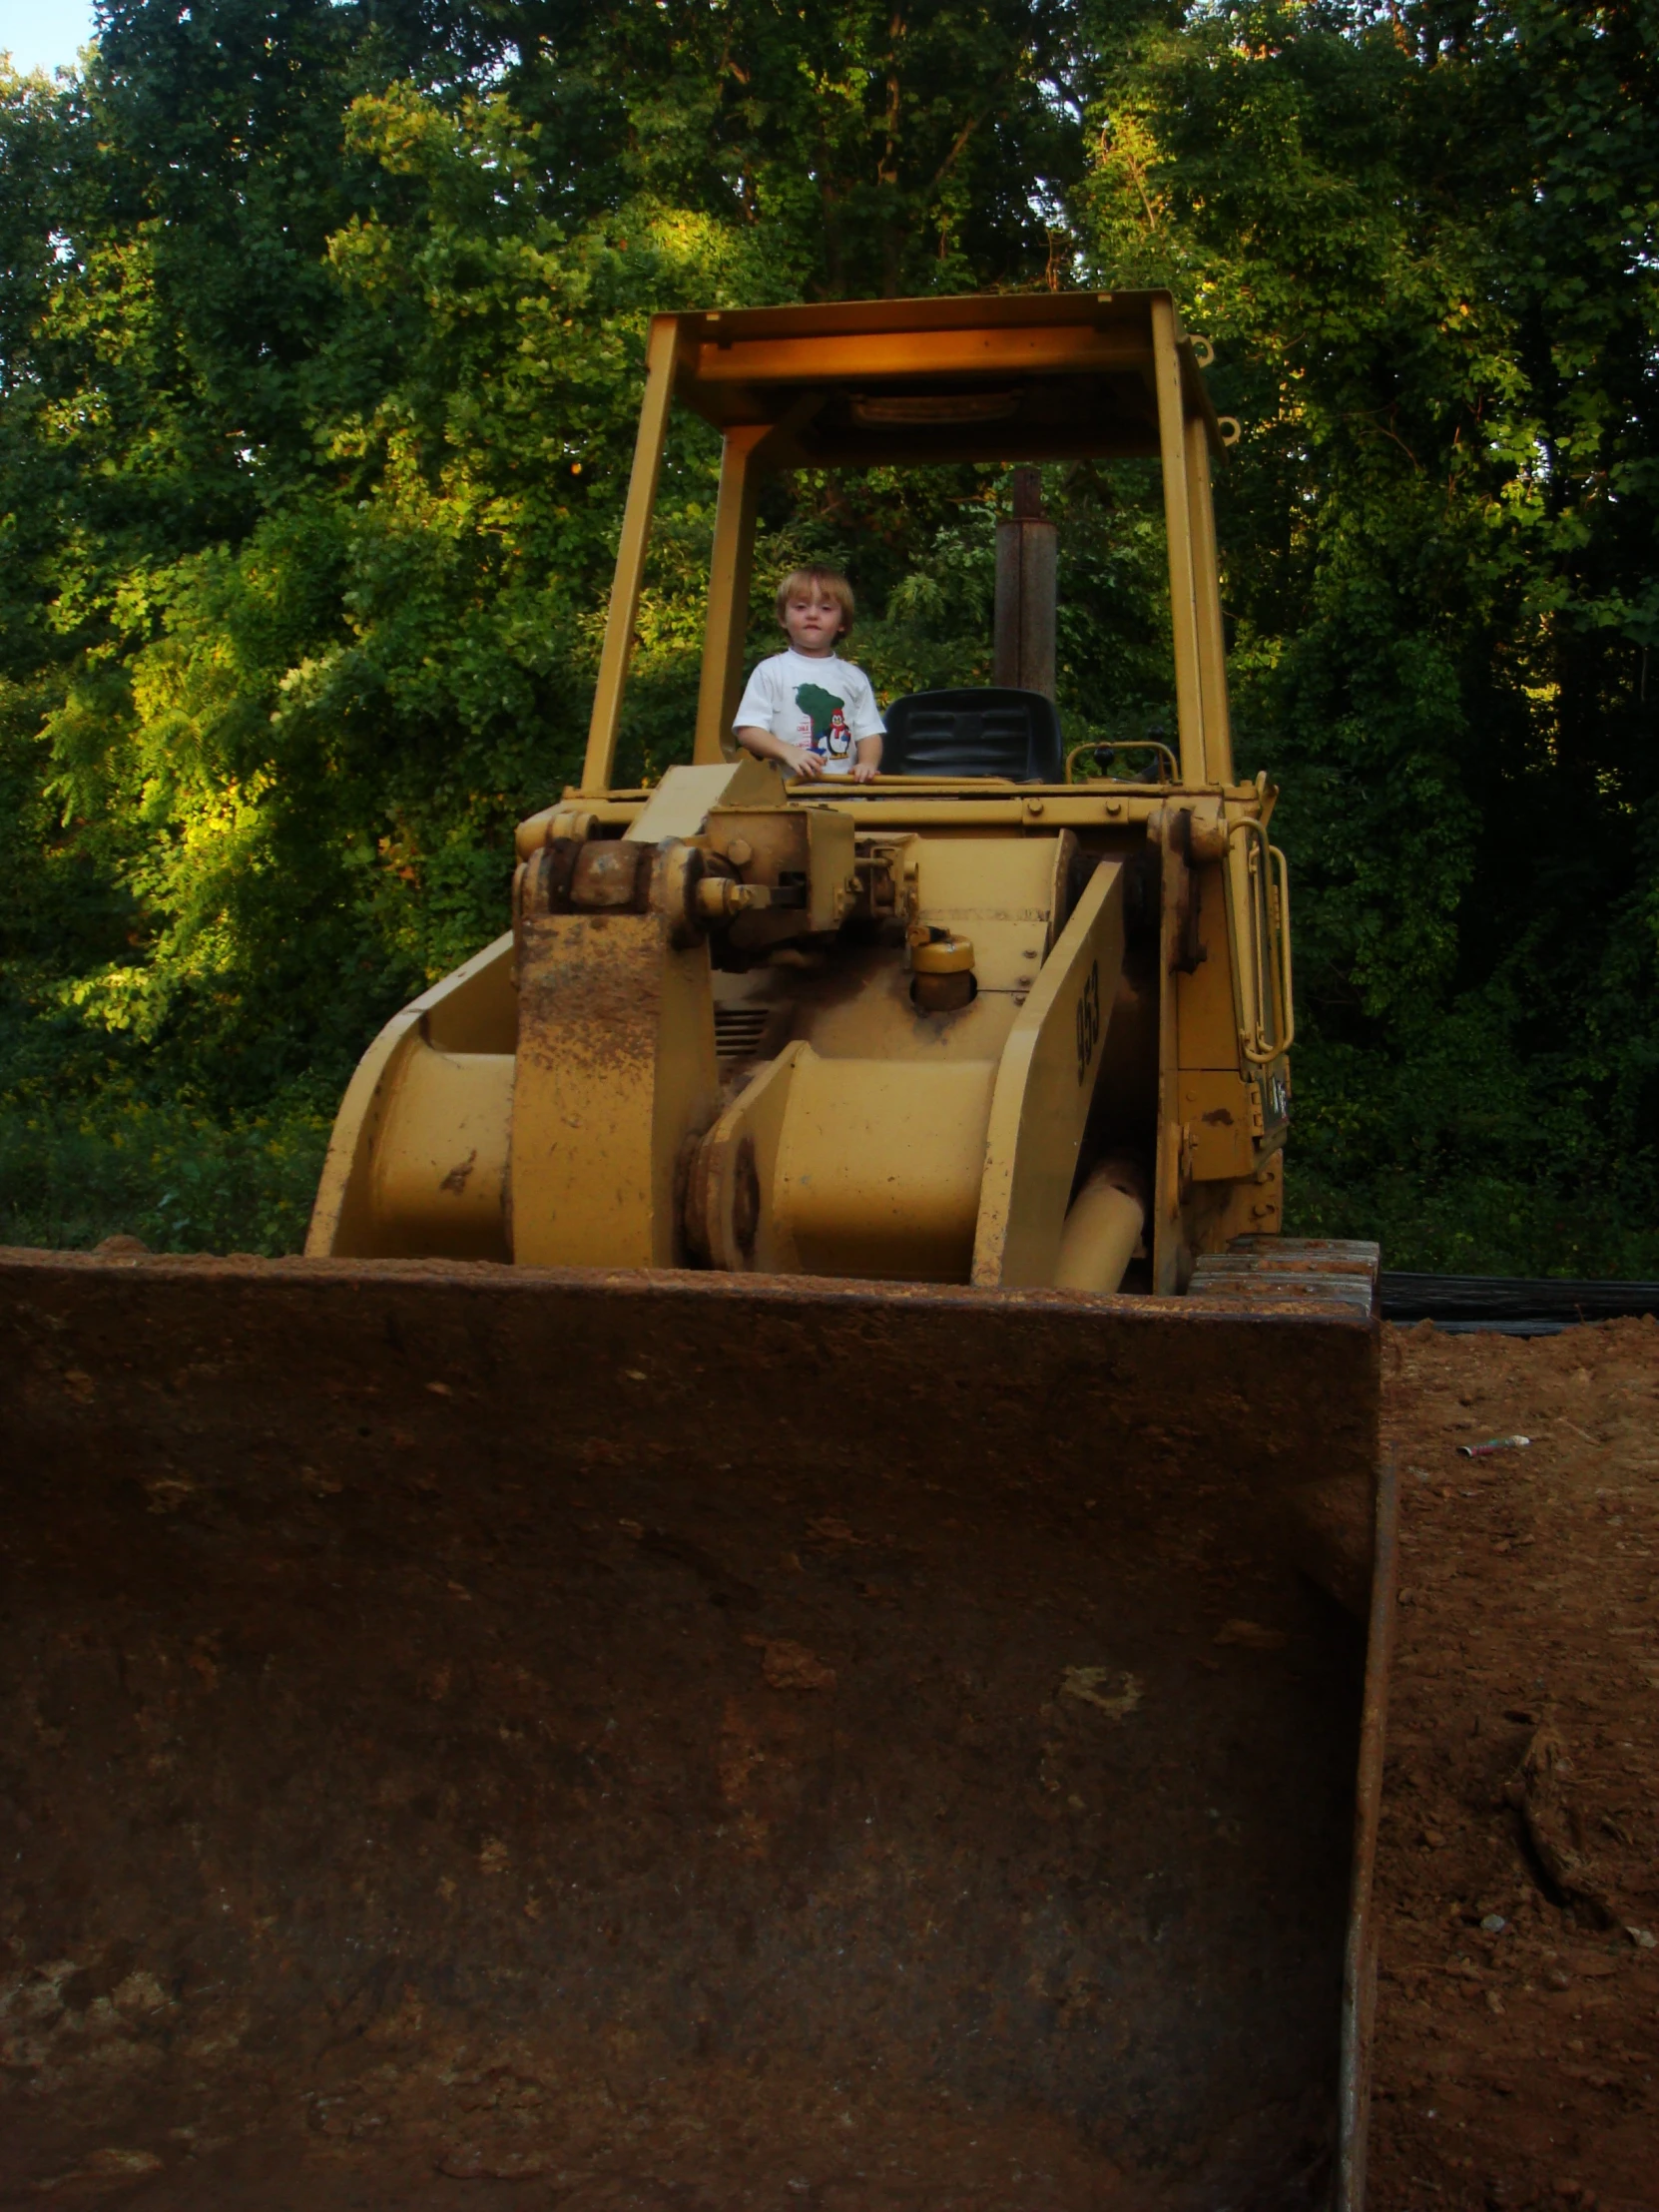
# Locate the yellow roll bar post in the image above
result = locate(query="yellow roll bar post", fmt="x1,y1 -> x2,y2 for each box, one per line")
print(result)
580,315 -> 681,795
1151,295 -> 1207,788
1185,411 -> 1235,787
693,422 -> 769,766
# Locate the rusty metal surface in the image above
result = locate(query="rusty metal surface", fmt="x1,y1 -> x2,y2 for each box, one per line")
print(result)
1,1249 -> 1382,2207
1189,1241 -> 1382,1320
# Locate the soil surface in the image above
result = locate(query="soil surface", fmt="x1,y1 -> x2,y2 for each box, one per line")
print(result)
1369,1316 -> 1659,2212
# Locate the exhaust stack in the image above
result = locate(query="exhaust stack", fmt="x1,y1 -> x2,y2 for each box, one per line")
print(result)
994,464 -> 1059,699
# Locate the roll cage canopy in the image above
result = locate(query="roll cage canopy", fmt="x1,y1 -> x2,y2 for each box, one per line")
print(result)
580,289 -> 1235,796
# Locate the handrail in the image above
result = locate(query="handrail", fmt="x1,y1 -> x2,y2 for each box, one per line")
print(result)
1063,739 -> 1180,787
1228,819 -> 1295,1065
1270,837 -> 1294,1055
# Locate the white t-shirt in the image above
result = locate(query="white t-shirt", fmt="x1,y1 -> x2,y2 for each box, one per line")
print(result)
733,650 -> 885,776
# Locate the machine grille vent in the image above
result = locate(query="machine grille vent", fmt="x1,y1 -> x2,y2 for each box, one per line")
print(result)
714,1005 -> 774,1063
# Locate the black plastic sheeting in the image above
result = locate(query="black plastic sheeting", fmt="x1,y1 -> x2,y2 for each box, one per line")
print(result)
1381,1273 -> 1659,1337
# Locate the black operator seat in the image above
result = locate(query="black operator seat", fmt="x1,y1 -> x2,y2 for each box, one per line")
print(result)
880,689 -> 1064,783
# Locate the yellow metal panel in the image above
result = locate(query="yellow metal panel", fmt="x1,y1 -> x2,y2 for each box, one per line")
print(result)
624,757 -> 786,844
516,802 -> 646,856
368,1048 -> 513,1257
692,1043 -> 996,1282
420,938 -> 518,1054
510,910 -> 719,1267
790,792 -> 1245,829
914,833 -> 1059,911
1175,861 -> 1240,1071
804,807 -> 858,932
1180,1072 -> 1256,1183
971,860 -> 1126,1289
306,931 -> 516,1258
580,315 -> 681,796
777,1054 -> 996,1282
692,1040 -> 807,1273
915,834 -> 1062,992
1221,1147 -> 1284,1239
788,945 -> 1022,1067
694,423 -> 767,765
688,325 -> 1150,391
681,289 -> 1157,350
1152,298 -> 1206,787
705,801 -> 857,932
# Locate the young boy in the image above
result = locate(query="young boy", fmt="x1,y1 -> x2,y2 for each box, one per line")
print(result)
733,568 -> 884,782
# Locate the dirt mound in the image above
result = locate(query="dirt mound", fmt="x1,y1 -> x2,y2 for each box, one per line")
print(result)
1370,1316 -> 1659,2211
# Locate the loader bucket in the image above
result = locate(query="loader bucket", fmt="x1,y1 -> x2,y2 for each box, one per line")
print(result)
0,1247 -> 1391,2211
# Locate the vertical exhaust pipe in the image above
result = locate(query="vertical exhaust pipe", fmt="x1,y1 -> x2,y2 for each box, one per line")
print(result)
994,465 -> 1058,700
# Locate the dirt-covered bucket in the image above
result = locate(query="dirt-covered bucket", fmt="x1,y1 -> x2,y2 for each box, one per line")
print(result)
0,1248 -> 1390,2210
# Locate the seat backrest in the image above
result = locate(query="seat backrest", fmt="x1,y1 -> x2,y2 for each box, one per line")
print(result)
881,688 -> 1063,783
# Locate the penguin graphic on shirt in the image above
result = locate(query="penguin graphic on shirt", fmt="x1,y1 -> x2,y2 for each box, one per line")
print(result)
794,682 -> 848,764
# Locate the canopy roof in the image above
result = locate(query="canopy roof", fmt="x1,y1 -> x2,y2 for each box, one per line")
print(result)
667,289 -> 1222,467
577,287 -> 1235,795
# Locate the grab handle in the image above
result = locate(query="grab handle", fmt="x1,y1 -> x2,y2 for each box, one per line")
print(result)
1228,820 -> 1294,1065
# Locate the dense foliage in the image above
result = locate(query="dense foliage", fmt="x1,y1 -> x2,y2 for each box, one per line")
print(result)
1,0 -> 1654,1267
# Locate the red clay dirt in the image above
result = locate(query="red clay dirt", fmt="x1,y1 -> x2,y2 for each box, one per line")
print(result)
1369,1317 -> 1659,2212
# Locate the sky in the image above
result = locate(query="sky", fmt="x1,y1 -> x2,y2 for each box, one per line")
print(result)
1,0 -> 97,77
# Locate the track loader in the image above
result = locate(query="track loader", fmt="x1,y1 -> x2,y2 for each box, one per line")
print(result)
1,292 -> 1391,2210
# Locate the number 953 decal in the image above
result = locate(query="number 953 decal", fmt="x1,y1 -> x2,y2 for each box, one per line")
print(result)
1074,959 -> 1101,1086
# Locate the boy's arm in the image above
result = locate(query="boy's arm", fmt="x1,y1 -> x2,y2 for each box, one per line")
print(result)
847,670 -> 883,782
735,724 -> 826,780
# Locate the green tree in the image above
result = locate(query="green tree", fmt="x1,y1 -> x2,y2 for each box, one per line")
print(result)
2,0 -> 1654,1270
0,0 -> 1102,1246
1077,0 -> 1659,1269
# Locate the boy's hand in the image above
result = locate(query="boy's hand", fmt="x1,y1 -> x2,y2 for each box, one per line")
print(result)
785,746 -> 826,780
849,760 -> 878,783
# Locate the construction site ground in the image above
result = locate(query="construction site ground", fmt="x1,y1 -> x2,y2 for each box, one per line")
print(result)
2,1303 -> 1655,2209
1370,1316 -> 1659,2212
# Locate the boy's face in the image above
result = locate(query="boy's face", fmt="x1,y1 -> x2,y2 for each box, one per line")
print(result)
782,586 -> 844,657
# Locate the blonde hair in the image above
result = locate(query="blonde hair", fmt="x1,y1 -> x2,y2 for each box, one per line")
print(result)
776,566 -> 854,640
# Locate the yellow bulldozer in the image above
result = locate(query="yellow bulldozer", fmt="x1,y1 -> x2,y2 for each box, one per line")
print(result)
2,292 -> 1392,2209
